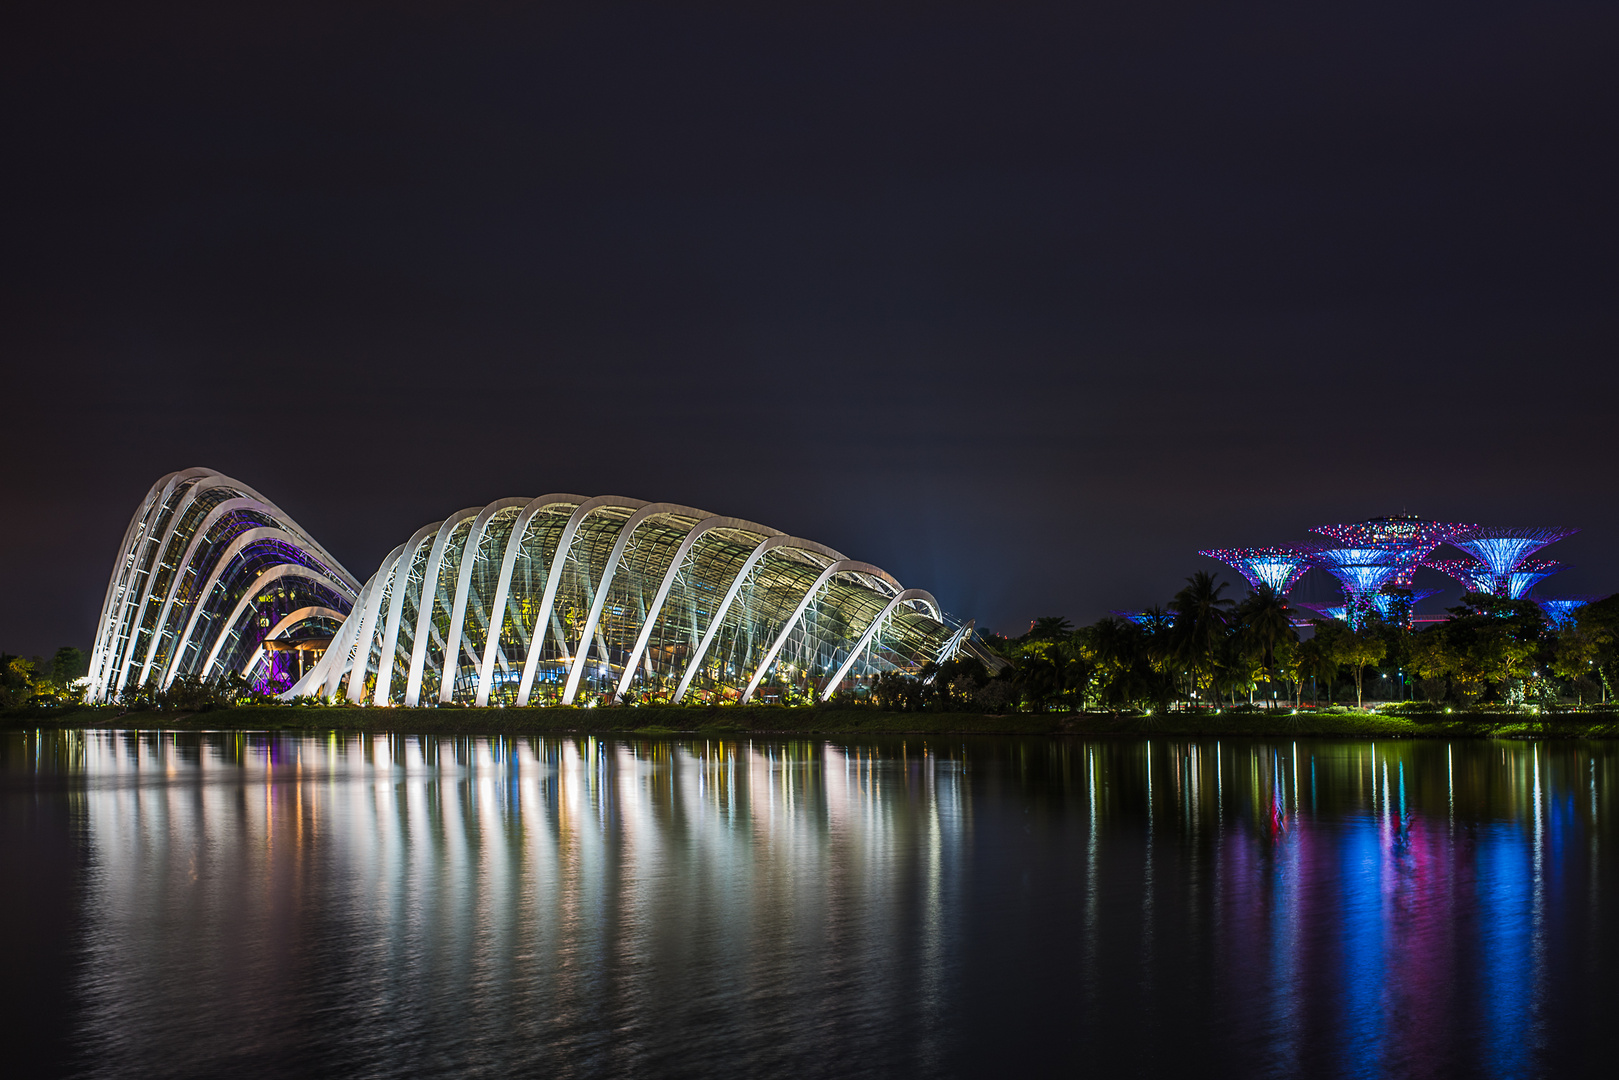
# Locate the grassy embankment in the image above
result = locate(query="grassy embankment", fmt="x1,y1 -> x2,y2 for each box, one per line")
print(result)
7,705 -> 1619,739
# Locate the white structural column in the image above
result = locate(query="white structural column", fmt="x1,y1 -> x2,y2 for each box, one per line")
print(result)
197,563 -> 354,680
739,560 -> 896,704
106,469 -> 215,698
817,589 -> 941,701
372,522 -> 441,706
611,516 -> 780,703
560,503 -> 708,705
238,606 -> 348,678
437,499 -> 530,703
670,535 -> 846,704
162,526 -> 313,689
471,495 -> 586,706
344,544 -> 407,703
513,496 -> 648,707
403,509 -> 484,707
87,471 -> 178,699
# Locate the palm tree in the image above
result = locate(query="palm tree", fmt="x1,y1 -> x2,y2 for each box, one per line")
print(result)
1029,616 -> 1075,641
1169,571 -> 1235,707
1235,585 -> 1298,708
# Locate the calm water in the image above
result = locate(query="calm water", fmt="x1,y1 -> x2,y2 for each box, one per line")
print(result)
3,731 -> 1616,1078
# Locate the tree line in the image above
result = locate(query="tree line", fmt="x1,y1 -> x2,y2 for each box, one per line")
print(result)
859,572 -> 1619,714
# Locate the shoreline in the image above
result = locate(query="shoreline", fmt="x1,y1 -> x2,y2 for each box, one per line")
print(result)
7,705 -> 1619,740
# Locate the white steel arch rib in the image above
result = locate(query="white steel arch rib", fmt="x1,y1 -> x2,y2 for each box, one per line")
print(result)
438,499 -> 531,703
162,526 -> 321,690
138,493 -> 311,689
403,509 -> 484,707
88,471 -> 178,698
105,468 -> 359,699
198,563 -> 353,680
560,503 -> 710,704
239,606 -> 347,678
315,576 -> 377,698
818,589 -> 940,701
345,543 -> 408,703
611,516 -> 783,703
129,477 -> 267,687
740,560 -> 897,704
513,496 -> 648,707
472,495 -> 587,707
373,522 -> 442,706
671,535 -> 847,704
106,468 -> 215,698
97,468 -> 204,694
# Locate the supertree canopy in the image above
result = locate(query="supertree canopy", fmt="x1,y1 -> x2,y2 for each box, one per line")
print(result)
1311,517 -> 1474,588
1424,557 -> 1494,593
1313,546 -> 1423,596
1311,515 -> 1474,548
1446,526 -> 1578,578
1503,559 -> 1566,600
1534,596 -> 1601,627
1311,546 -> 1429,628
1196,545 -> 1319,594
1199,516 -> 1589,628
1294,601 -> 1348,623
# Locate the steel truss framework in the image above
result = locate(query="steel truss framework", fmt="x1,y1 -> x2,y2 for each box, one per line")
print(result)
86,469 -> 361,702
283,493 -> 992,707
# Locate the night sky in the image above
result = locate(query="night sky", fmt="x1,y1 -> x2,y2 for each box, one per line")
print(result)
3,2 -> 1616,658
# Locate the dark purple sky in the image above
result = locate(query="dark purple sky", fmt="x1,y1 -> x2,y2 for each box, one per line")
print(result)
3,1 -> 1616,657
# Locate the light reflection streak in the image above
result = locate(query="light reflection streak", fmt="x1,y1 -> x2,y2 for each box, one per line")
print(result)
6,732 -> 1612,1076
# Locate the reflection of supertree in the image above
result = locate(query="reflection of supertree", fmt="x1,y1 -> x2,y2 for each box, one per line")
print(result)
1534,595 -> 1601,627
1197,545 -> 1320,594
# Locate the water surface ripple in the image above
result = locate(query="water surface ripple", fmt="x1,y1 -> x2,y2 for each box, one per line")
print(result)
3,731 -> 1615,1077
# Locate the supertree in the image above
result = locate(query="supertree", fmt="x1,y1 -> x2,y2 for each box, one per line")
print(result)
1110,610 -> 1162,627
1197,545 -> 1320,594
1311,516 -> 1475,588
1445,525 -> 1578,581
1534,595 -> 1602,628
1501,559 -> 1567,600
1424,557 -> 1494,593
1294,601 -> 1348,623
1312,546 -> 1428,627
1368,587 -> 1442,628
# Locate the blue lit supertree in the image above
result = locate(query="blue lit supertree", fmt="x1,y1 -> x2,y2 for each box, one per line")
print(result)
1313,546 -> 1427,628
1501,559 -> 1567,600
1534,595 -> 1602,628
1311,516 -> 1474,588
1294,601 -> 1348,623
1197,545 -> 1320,594
1424,556 -> 1494,593
1445,525 -> 1577,583
1368,587 -> 1442,628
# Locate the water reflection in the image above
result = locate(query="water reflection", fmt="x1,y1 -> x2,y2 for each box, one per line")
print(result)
3,732 -> 1615,1077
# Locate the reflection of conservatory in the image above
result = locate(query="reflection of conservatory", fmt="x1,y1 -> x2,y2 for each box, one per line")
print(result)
88,470 -> 994,706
